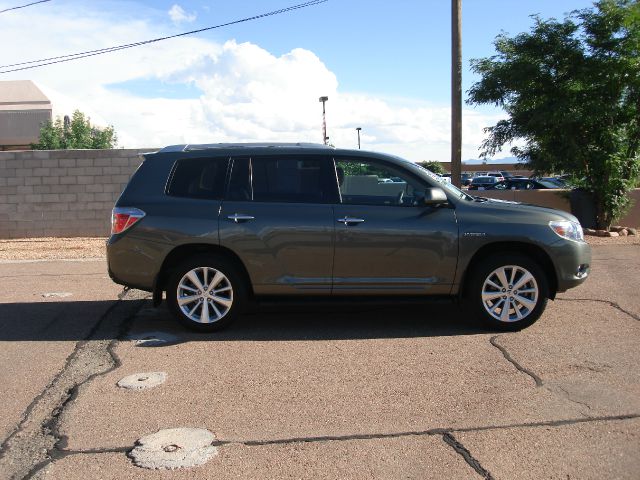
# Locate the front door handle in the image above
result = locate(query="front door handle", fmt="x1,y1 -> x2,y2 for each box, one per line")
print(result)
337,216 -> 365,226
227,214 -> 255,223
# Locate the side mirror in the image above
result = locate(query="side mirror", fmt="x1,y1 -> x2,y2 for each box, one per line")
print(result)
421,187 -> 448,206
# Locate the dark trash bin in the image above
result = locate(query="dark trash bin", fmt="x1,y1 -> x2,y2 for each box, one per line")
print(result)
570,189 -> 597,229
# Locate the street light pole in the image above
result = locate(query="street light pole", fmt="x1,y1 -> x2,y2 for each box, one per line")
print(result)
319,96 -> 329,145
356,127 -> 362,149
451,0 -> 462,188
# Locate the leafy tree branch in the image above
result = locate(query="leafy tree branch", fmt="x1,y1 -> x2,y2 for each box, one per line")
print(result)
468,0 -> 640,229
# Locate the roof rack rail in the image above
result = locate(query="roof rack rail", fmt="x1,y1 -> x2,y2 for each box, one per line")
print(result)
157,142 -> 332,153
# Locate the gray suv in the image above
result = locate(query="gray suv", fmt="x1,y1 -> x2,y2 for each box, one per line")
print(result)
107,143 -> 590,332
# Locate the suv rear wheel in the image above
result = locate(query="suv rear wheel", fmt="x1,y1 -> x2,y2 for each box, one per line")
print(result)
466,253 -> 549,331
167,254 -> 245,332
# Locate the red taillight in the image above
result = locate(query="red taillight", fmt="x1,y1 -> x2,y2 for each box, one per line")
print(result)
111,207 -> 145,235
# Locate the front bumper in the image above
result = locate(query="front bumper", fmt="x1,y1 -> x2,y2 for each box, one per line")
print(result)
553,239 -> 591,292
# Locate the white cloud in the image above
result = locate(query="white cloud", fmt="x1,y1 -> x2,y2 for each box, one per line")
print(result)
168,4 -> 196,24
0,3 -> 502,161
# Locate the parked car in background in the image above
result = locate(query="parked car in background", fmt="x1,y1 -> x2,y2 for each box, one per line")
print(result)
486,171 -> 505,181
107,143 -> 590,333
468,176 -> 500,190
536,177 -> 570,188
439,173 -> 473,186
488,178 -> 561,190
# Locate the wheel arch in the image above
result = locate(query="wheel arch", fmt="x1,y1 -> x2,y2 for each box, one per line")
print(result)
459,242 -> 558,300
153,243 -> 254,305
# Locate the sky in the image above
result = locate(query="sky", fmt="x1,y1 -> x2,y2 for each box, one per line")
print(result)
0,0 -> 597,161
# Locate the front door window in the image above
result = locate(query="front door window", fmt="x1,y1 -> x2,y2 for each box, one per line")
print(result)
335,159 -> 424,207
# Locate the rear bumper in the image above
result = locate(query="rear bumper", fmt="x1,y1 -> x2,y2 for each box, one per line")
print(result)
106,234 -> 168,292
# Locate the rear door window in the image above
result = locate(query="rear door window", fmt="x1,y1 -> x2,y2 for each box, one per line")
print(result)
226,155 -> 336,204
167,157 -> 229,200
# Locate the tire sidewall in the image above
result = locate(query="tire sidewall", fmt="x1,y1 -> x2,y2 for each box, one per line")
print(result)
467,253 -> 549,331
167,254 -> 245,332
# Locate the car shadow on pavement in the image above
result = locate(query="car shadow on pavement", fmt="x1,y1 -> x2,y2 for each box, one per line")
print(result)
0,299 -> 488,342
137,301 -> 489,343
0,300 -> 141,342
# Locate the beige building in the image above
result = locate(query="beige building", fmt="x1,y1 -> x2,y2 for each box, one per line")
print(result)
0,80 -> 52,150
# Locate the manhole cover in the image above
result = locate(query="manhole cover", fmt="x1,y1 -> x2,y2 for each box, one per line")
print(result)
117,372 -> 167,390
129,428 -> 217,469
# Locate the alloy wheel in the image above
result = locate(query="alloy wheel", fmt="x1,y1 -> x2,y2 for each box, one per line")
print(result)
481,265 -> 539,323
177,267 -> 234,324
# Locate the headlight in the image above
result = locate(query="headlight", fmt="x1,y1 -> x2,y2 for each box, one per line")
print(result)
549,220 -> 584,242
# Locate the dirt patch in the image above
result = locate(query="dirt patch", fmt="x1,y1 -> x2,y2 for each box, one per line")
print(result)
0,237 -> 107,260
585,235 -> 640,246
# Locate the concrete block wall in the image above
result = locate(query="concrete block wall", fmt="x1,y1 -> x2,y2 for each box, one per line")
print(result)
0,149 -> 155,238
473,188 -> 640,227
472,189 -> 571,211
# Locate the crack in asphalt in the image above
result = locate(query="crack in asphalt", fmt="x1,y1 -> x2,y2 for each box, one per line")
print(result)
0,289 -> 148,480
489,335 -> 544,387
442,432 -> 494,479
45,413 -> 640,479
489,336 -> 597,415
213,413 -> 640,447
554,385 -> 592,413
0,300 -> 124,458
556,298 -> 640,321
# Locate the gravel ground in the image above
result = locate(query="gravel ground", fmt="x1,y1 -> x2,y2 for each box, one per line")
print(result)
0,233 -> 637,261
583,233 -> 640,245
0,237 -> 107,260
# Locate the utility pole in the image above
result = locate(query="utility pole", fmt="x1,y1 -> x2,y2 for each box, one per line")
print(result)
451,0 -> 462,188
319,96 -> 329,145
356,127 -> 362,149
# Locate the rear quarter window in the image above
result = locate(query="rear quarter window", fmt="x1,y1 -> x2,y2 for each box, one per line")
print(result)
167,157 -> 229,200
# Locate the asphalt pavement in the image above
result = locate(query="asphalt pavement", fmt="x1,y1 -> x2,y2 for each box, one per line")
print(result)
0,245 -> 638,479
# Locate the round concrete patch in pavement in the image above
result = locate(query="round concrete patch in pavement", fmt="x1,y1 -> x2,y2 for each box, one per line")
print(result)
117,372 -> 167,390
129,428 -> 218,469
41,292 -> 73,298
128,331 -> 180,347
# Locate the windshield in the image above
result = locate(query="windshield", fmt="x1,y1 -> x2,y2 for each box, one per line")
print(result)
403,161 -> 474,201
538,180 -> 559,188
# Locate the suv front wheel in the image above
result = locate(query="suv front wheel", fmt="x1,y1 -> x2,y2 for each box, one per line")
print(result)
466,254 -> 549,331
167,254 -> 245,332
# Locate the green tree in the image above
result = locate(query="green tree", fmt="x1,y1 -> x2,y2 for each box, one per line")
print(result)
467,0 -> 640,230
32,110 -> 117,150
417,160 -> 446,175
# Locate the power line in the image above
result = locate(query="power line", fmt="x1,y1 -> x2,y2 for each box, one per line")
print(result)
0,0 -> 51,14
0,0 -> 328,74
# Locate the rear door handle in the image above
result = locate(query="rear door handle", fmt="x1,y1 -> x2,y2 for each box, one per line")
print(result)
337,216 -> 365,226
227,214 -> 255,223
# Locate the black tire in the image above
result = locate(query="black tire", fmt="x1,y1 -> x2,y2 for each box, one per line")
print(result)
465,253 -> 549,331
166,254 -> 246,332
